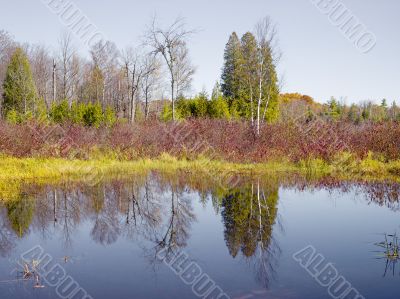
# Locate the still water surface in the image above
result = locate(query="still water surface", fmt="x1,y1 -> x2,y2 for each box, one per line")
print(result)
0,174 -> 399,299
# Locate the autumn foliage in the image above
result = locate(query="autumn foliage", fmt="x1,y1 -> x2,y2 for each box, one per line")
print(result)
0,119 -> 399,162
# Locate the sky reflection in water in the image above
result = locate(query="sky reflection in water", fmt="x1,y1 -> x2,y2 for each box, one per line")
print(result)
0,174 -> 399,299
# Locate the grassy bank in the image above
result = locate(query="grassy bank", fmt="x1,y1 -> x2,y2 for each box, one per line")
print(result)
1,152 -> 400,183
1,153 -> 400,203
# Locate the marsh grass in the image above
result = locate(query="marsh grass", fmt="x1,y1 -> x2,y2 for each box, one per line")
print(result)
0,151 -> 399,195
0,152 -> 399,180
374,233 -> 400,277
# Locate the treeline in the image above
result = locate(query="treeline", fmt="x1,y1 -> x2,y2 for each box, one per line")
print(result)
0,17 -> 198,124
280,93 -> 400,124
0,17 -> 283,129
0,16 -> 398,129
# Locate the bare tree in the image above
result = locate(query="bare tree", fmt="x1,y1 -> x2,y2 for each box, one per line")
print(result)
174,43 -> 195,97
69,54 -> 83,102
144,17 -> 195,120
58,33 -> 76,104
141,54 -> 162,120
121,47 -> 144,123
28,44 -> 52,107
90,40 -> 120,108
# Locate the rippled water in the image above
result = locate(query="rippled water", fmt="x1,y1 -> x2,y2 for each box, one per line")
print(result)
0,173 -> 399,299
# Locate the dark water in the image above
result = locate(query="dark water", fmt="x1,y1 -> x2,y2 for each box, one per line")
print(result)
0,173 -> 400,299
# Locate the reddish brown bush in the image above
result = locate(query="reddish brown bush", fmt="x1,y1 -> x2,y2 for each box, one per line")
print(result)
0,119 -> 399,162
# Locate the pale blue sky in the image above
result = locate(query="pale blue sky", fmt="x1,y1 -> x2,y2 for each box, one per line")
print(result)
0,0 -> 399,104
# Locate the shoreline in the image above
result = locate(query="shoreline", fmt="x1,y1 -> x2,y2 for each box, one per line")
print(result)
0,153 -> 399,183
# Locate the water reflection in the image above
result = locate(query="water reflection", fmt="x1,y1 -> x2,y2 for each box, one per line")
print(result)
221,180 -> 280,288
1,174 -> 400,293
374,233 -> 400,277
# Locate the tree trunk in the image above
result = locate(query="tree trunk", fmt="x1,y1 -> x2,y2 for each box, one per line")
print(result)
257,75 -> 262,136
130,84 -> 136,124
125,65 -> 131,122
52,59 -> 56,104
250,87 -> 254,127
262,89 -> 271,123
171,79 -> 175,121
145,90 -> 149,121
257,56 -> 264,136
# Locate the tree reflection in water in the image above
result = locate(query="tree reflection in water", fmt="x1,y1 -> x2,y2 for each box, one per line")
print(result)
0,175 -> 400,289
0,209 -> 16,257
220,179 -> 281,288
5,192 -> 35,238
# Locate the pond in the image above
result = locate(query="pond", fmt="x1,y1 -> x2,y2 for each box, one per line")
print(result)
0,173 -> 399,299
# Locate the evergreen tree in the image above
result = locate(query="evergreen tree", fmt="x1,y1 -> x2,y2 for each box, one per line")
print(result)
240,32 -> 258,121
258,39 -> 280,124
87,65 -> 104,103
211,81 -> 222,100
361,102 -> 371,121
220,27 -> 280,125
191,91 -> 208,117
327,97 -> 341,120
209,95 -> 230,119
262,54 -> 280,123
2,47 -> 37,115
390,101 -> 398,121
381,98 -> 388,109
221,32 -> 243,100
347,104 -> 360,123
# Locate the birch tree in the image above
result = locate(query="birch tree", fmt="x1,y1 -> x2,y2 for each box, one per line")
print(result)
255,17 -> 280,135
240,32 -> 258,126
145,17 -> 195,121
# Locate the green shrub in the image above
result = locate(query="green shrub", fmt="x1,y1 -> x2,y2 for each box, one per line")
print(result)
161,102 -> 183,121
83,102 -> 103,127
208,96 -> 230,119
104,106 -> 117,127
176,98 -> 191,119
50,100 -> 70,123
191,95 -> 208,117
70,102 -> 86,124
36,98 -> 48,123
6,109 -> 20,124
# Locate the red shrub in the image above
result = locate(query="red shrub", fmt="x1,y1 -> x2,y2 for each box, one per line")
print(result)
0,119 -> 399,162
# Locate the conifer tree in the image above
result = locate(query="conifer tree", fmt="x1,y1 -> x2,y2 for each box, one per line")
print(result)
221,32 -> 243,100
240,32 -> 258,124
211,81 -> 222,100
2,47 -> 37,115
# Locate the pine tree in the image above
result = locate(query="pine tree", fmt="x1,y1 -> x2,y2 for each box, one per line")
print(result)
258,38 -> 280,124
240,32 -> 258,123
88,65 -> 104,103
221,32 -> 243,100
327,97 -> 341,120
211,81 -> 222,100
2,47 -> 37,115
347,104 -> 360,123
390,101 -> 398,120
262,50 -> 280,123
